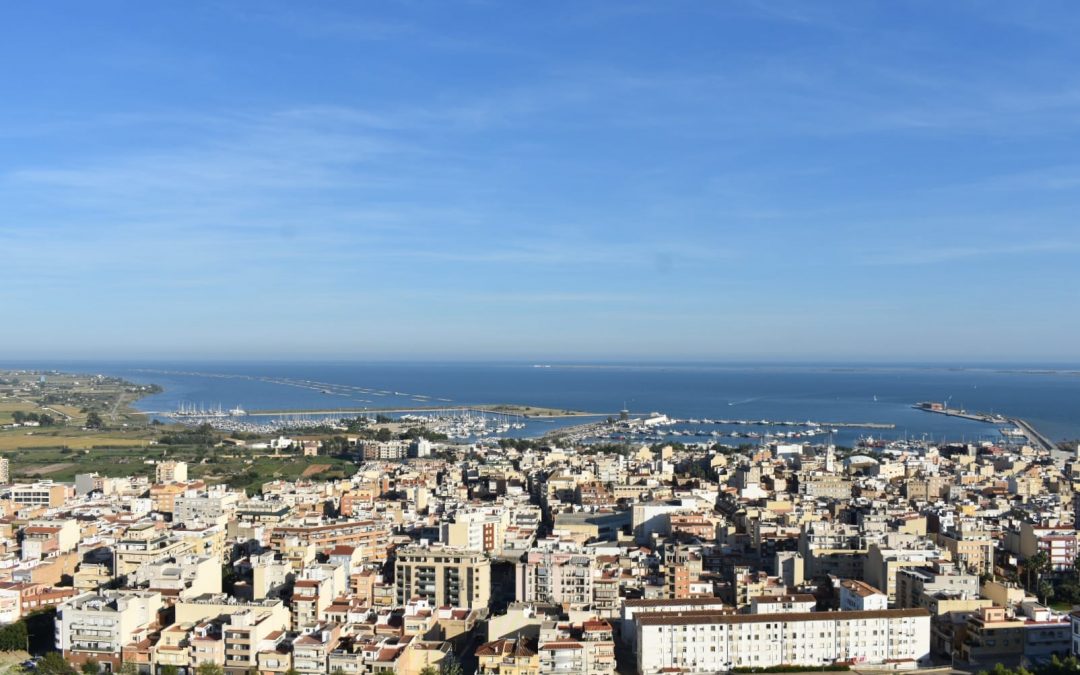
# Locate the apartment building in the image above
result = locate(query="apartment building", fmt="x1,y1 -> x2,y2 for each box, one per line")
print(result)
635,608 -> 931,674
269,520 -> 390,562
538,619 -> 616,675
1018,522 -> 1080,572
839,580 -> 888,611
395,546 -> 491,609
896,561 -> 980,611
476,636 -> 539,674
55,591 -> 163,671
961,604 -> 1070,664
864,543 -> 943,604
516,551 -> 594,610
935,528 -> 995,575
4,480 -> 72,508
442,508 -> 508,553
155,460 -> 188,484
173,487 -> 240,525
113,522 -> 194,576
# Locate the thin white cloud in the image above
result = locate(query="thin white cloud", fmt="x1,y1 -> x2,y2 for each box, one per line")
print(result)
861,240 -> 1080,266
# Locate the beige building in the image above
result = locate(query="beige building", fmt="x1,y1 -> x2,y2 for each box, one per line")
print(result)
516,551 -> 594,610
864,543 -> 942,604
113,523 -> 194,576
155,460 -> 188,484
395,546 -> 491,609
4,480 -> 71,508
442,509 -> 509,553
936,529 -> 995,575
538,619 -> 615,675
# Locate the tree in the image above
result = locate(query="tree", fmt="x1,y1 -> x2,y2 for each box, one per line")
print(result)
420,667 -> 440,675
1025,551 -> 1051,591
160,666 -> 180,675
118,664 -> 138,675
85,412 -> 103,429
0,620 -> 27,651
36,653 -> 77,675
196,663 -> 224,675
81,659 -> 100,675
440,656 -> 465,675
1038,580 -> 1055,604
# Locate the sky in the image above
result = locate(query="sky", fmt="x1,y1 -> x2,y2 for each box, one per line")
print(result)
2,1 -> 1080,362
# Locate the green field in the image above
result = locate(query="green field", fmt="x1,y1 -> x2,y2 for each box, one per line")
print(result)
3,442 -> 359,492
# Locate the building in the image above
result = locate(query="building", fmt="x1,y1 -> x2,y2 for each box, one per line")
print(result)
173,487 -> 240,525
516,551 -> 594,610
4,480 -> 71,508
1018,523 -> 1080,572
269,520 -> 390,562
635,608 -> 931,674
750,594 -> 816,615
443,509 -> 508,553
55,591 -> 163,671
113,523 -> 194,576
936,528 -> 995,575
839,579 -> 888,611
395,546 -> 492,609
864,543 -> 942,604
476,636 -> 539,674
0,457 -> 9,484
962,605 -> 1070,664
156,460 -> 188,484
896,562 -> 980,611
538,619 -> 616,675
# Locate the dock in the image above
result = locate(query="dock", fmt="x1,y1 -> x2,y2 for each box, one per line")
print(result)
912,402 -> 1057,454
1010,417 -> 1058,454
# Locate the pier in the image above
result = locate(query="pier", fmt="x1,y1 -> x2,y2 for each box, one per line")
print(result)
912,402 -> 1058,454
1011,417 -> 1058,454
671,418 -> 895,429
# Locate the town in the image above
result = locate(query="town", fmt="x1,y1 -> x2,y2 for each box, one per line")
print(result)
2,373 -> 1080,675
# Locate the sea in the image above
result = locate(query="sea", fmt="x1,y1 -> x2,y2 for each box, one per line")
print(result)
5,361 -> 1080,448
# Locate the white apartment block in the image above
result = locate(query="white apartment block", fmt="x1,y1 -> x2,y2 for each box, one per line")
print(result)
56,591 -> 163,667
839,579 -> 889,611
635,608 -> 931,675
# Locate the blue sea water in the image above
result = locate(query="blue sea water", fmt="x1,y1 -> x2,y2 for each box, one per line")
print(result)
6,361 -> 1080,445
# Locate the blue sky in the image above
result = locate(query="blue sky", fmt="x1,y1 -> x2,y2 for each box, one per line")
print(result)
2,1 -> 1080,361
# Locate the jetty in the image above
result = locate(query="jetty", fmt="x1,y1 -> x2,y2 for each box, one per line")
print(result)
912,402 -> 1057,454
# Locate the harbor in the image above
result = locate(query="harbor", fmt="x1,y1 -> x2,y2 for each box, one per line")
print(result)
912,401 -> 1059,455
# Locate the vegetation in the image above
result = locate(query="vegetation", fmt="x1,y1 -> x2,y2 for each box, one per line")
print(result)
36,652 -> 77,675
196,663 -> 224,675
84,411 -> 103,429
978,654 -> 1080,675
11,411 -> 56,426
0,620 -> 27,651
158,423 -> 218,446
